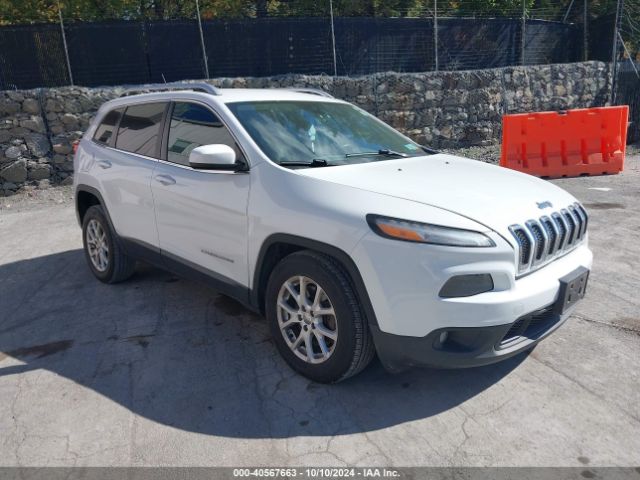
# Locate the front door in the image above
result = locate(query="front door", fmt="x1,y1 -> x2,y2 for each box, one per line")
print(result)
150,101 -> 251,288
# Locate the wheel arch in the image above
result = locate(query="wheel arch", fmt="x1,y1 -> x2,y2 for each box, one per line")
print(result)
251,234 -> 379,327
75,185 -> 115,232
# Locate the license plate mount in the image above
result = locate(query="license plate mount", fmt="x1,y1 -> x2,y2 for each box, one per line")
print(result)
554,266 -> 590,314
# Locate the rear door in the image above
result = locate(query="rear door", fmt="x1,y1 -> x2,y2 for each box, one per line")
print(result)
150,100 -> 251,288
97,101 -> 167,249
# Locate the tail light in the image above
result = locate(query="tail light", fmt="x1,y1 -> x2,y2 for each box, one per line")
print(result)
72,140 -> 80,154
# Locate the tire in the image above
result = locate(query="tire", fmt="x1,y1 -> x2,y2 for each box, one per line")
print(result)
82,205 -> 136,284
265,250 -> 375,383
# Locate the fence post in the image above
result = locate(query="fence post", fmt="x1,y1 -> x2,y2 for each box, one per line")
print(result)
610,0 -> 623,104
329,0 -> 338,77
57,1 -> 74,86
520,0 -> 526,65
583,0 -> 588,61
140,21 -> 153,83
195,0 -> 210,79
562,0 -> 576,22
433,0 -> 439,72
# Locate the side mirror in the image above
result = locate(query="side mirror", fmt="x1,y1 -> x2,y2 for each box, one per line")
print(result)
189,144 -> 238,171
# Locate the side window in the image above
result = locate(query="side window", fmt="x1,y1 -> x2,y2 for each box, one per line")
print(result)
115,102 -> 166,158
93,108 -> 123,145
167,102 -> 244,167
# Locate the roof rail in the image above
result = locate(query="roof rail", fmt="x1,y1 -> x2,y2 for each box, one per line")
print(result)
287,88 -> 334,98
120,82 -> 222,97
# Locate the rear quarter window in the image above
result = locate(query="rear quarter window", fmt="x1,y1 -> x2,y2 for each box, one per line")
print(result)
93,108 -> 123,146
115,102 -> 167,158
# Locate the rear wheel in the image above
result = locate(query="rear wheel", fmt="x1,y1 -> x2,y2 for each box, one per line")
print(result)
265,250 -> 375,383
82,205 -> 136,284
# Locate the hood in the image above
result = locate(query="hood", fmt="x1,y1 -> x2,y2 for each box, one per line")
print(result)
296,154 -> 578,239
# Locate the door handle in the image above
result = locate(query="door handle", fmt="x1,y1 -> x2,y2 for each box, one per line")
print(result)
155,174 -> 176,186
96,160 -> 112,169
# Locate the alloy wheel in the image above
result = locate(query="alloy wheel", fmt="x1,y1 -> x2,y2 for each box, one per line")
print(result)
86,219 -> 110,272
276,275 -> 338,364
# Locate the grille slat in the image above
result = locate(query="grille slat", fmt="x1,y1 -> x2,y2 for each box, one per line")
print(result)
576,204 -> 589,236
528,222 -> 546,261
552,213 -> 568,251
511,227 -> 532,267
510,203 -> 588,275
569,206 -> 583,241
562,209 -> 577,245
540,217 -> 558,256
573,205 -> 588,238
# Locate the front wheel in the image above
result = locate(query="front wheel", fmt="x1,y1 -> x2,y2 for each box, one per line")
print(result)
265,251 -> 375,383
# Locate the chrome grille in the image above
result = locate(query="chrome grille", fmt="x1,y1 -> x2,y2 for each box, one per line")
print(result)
570,206 -> 583,241
572,204 -> 588,238
527,221 -> 547,262
562,208 -> 577,245
552,212 -> 567,250
575,204 -> 589,236
509,226 -> 533,268
509,202 -> 588,275
540,216 -> 558,255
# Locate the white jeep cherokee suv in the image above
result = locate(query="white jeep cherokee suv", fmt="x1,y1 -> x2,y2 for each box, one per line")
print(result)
74,83 -> 592,383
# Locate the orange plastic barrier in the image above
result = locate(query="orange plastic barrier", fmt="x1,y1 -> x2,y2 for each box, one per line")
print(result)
500,106 -> 628,178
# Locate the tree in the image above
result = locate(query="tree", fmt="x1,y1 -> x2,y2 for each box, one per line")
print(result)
0,0 -> 620,23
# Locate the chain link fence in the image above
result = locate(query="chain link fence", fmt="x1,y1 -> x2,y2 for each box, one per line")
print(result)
612,0 -> 640,142
0,0 -> 612,90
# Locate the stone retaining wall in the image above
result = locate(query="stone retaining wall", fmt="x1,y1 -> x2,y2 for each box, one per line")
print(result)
0,61 -> 611,196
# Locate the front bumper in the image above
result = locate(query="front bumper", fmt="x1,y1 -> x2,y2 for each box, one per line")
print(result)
351,231 -> 593,337
371,303 -> 571,372
350,230 -> 592,371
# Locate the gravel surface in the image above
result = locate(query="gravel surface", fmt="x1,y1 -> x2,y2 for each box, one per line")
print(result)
442,144 -> 501,163
0,185 -> 74,214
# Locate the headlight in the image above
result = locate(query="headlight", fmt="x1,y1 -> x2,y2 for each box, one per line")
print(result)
366,214 -> 495,247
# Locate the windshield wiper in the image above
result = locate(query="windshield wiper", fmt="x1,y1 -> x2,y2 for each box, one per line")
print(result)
345,149 -> 407,158
279,158 -> 330,167
420,145 -> 439,155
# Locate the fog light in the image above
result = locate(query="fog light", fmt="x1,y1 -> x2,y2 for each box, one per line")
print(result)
439,274 -> 494,298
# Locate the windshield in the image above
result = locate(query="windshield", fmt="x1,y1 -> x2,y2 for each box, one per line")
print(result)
226,101 -> 427,167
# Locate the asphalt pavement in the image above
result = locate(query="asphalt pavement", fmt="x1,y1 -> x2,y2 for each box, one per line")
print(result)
0,156 -> 638,467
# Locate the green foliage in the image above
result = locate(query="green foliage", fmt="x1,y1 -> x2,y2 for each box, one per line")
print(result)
0,0 -> 619,23
446,0 -> 534,17
0,0 -> 57,24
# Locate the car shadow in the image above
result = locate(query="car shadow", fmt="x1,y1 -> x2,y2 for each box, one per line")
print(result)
0,249 -> 526,439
